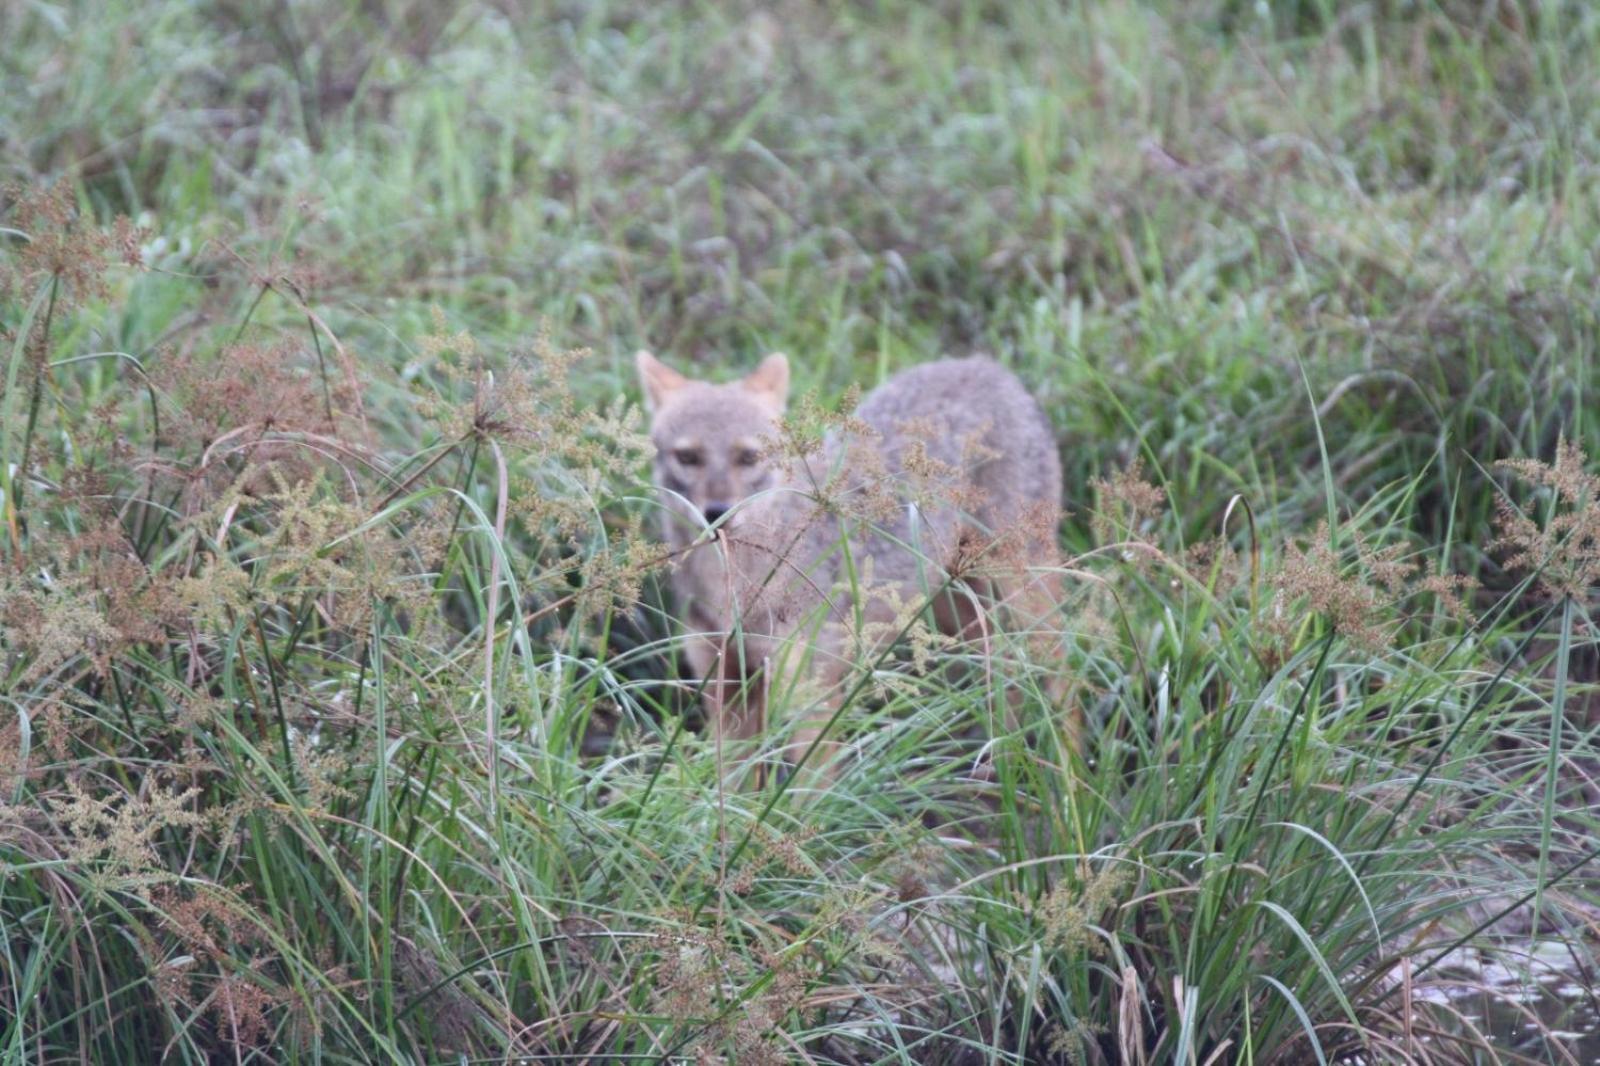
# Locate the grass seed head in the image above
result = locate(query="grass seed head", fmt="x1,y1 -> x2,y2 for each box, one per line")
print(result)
1494,436 -> 1600,599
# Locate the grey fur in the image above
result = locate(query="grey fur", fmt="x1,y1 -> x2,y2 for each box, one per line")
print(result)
638,351 -> 1069,775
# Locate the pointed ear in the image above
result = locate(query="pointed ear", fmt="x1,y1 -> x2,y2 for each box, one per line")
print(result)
635,350 -> 688,412
741,352 -> 789,411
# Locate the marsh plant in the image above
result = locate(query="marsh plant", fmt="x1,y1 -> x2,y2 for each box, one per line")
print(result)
1,183 -> 1594,1065
4,0 -> 1600,1062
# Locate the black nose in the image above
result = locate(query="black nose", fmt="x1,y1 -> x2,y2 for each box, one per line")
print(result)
703,504 -> 728,525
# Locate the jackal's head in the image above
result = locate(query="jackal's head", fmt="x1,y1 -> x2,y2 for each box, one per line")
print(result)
635,350 -> 788,547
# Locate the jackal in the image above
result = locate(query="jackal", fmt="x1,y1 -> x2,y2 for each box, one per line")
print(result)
637,351 -> 1069,779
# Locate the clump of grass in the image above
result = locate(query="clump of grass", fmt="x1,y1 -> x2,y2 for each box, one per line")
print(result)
4,205 -> 1594,1060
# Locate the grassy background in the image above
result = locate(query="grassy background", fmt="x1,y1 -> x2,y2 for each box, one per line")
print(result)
3,0 -> 1599,1062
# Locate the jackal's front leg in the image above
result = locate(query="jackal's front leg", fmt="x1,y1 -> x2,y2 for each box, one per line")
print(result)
692,635 -> 765,742
994,561 -> 1079,757
778,627 -> 852,790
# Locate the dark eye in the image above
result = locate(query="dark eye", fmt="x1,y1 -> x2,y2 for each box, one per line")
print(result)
673,448 -> 703,467
733,447 -> 761,468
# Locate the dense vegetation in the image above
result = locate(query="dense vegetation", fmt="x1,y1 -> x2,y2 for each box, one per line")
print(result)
3,1 -> 1598,1061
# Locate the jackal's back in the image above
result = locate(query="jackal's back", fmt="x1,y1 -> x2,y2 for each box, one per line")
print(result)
854,356 -> 1060,533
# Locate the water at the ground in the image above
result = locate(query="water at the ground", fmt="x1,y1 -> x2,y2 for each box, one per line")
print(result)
1421,940 -> 1600,1063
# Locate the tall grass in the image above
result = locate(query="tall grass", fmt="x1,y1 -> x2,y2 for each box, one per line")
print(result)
3,0 -> 1599,1061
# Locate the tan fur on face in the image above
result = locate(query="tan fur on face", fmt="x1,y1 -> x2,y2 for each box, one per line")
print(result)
636,351 -> 790,545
